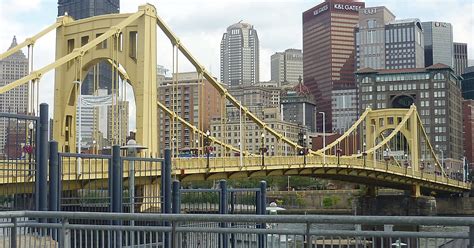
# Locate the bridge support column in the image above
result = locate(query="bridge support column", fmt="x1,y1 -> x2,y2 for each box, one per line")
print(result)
366,186 -> 377,197
411,184 -> 421,198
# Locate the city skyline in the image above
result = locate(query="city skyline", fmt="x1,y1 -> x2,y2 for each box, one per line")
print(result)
0,0 -> 472,130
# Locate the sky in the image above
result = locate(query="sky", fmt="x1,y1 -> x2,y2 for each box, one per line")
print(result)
0,0 -> 473,130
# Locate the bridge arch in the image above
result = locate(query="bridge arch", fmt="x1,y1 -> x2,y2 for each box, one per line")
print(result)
53,5 -> 159,155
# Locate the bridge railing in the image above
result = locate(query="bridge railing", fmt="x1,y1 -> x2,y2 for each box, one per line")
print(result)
173,155 -> 470,190
0,211 -> 474,247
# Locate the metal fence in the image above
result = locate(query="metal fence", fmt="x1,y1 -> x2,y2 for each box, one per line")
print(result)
0,113 -> 38,211
0,211 -> 473,247
178,180 -> 266,214
56,146 -> 164,214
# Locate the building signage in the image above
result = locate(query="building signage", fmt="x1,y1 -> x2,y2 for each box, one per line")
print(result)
363,8 -> 377,15
313,4 -> 328,16
334,3 -> 361,12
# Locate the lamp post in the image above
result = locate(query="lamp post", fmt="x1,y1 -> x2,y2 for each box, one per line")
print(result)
371,124 -> 376,168
303,134 -> 307,165
336,146 -> 342,166
205,130 -> 211,169
261,133 -> 266,168
287,176 -> 290,192
404,153 -> 409,174
28,122 -> 34,172
319,112 -> 326,164
195,139 -> 199,157
384,148 -> 390,171
362,142 -> 367,167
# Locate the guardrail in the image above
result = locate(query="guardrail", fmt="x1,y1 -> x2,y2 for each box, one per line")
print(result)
0,211 -> 473,247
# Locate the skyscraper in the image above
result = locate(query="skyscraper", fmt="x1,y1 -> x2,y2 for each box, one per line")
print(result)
220,22 -> 259,86
422,21 -> 453,68
355,7 -> 425,70
271,49 -> 303,86
453,42 -> 468,75
303,0 -> 365,132
0,37 -> 29,156
57,0 -> 120,95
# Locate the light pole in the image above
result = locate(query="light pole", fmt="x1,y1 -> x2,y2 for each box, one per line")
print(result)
404,153 -> 409,174
28,122 -> 34,172
261,133 -> 266,168
238,142 -> 243,167
319,112 -> 326,164
362,142 -> 367,167
287,176 -> 290,192
205,130 -> 211,169
384,148 -> 390,171
303,134 -> 307,165
436,145 -> 445,172
195,139 -> 199,157
371,124 -> 376,168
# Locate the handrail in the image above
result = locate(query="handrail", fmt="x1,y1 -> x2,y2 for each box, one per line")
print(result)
2,211 -> 473,226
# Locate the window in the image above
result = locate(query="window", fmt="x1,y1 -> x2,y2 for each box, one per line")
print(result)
434,73 -> 445,80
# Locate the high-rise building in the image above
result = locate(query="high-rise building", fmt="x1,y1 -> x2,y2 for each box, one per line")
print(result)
462,100 -> 474,170
57,0 -> 120,95
0,37 -> 29,156
210,107 -> 303,156
356,64 -> 463,162
303,0 -> 365,132
271,49 -> 303,86
220,22 -> 259,86
462,66 -> 474,100
355,7 -> 425,70
355,6 -> 395,70
422,21 -> 453,68
454,42 -> 468,76
281,81 -> 317,132
107,100 -> 129,146
331,88 -> 358,133
158,72 -> 222,152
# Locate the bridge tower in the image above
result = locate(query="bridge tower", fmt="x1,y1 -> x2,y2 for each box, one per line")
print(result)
53,4 -> 159,155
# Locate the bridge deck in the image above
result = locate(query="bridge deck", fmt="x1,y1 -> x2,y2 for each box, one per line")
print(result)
0,156 -> 469,195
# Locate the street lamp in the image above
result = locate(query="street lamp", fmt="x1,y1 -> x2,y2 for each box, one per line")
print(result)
319,112 -> 326,164
336,145 -> 342,166
362,142 -> 367,167
435,145 -> 444,172
371,124 -> 376,168
27,122 -> 34,173
205,130 -> 211,169
261,133 -> 266,168
287,176 -> 291,192
404,153 -> 409,174
303,134 -> 307,166
384,148 -> 390,171
195,139 -> 199,157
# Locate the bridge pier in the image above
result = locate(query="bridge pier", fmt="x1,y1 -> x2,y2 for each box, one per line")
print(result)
355,195 -> 437,216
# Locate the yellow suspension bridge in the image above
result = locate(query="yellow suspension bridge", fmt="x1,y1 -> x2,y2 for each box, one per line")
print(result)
0,4 -> 469,200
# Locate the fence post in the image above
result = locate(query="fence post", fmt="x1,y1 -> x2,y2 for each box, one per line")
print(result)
172,180 -> 180,214
163,149 -> 172,248
164,149 -> 172,214
49,141 -> 59,213
11,217 -> 17,248
110,145 -> 122,247
470,225 -> 474,248
258,181 -> 267,248
219,180 -> 228,248
38,103 -> 49,216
